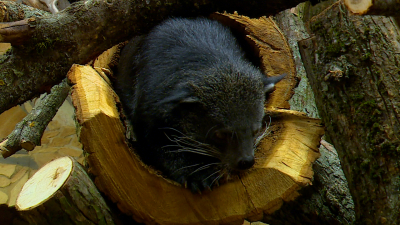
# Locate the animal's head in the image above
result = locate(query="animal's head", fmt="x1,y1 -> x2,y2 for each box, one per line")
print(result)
161,69 -> 286,172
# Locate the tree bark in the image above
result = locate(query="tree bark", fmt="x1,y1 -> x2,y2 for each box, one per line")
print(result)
0,78 -> 70,158
261,6 -> 356,224
299,1 -> 400,224
0,1 -> 49,22
0,18 -> 36,45
0,0 -> 307,116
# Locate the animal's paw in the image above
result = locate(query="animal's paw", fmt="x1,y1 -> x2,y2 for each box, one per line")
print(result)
172,168 -> 222,193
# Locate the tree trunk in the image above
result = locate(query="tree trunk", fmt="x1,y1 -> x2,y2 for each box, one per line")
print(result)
15,156 -> 115,225
299,1 -> 400,224
260,6 -> 356,224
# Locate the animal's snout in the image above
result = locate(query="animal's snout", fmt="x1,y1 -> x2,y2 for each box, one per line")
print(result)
236,156 -> 255,170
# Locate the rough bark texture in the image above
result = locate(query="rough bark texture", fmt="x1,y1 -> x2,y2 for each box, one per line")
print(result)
299,1 -> 400,224
0,78 -> 70,158
274,4 -> 319,118
0,1 -> 49,22
261,6 -> 356,225
0,18 -> 36,45
16,156 -> 115,225
0,0 -> 307,115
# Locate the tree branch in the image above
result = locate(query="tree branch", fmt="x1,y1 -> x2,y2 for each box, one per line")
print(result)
0,78 -> 70,158
299,1 -> 400,223
263,7 -> 356,224
0,0 -> 306,115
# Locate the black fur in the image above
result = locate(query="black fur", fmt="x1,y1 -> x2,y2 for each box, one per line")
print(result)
114,18 -> 285,192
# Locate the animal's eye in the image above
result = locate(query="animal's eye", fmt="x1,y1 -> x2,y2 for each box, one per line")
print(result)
213,130 -> 232,143
215,131 -> 227,139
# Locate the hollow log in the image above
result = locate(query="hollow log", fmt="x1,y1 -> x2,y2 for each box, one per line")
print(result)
15,156 -> 115,225
299,1 -> 400,224
67,13 -> 324,225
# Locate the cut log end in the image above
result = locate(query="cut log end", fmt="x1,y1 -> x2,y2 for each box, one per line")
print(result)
344,0 -> 372,15
15,156 -> 116,225
16,157 -> 72,211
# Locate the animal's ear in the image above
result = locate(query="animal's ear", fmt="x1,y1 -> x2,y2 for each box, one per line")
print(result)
163,88 -> 203,117
158,86 -> 201,110
262,73 -> 287,93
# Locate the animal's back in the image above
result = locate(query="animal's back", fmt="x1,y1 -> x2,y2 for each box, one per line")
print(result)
135,18 -> 250,101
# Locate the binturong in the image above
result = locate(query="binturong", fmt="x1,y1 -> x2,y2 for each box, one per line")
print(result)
114,18 -> 286,193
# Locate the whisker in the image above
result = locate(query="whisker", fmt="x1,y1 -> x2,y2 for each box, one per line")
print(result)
176,138 -> 211,149
202,169 -> 221,183
255,116 -> 272,146
161,127 -> 221,158
161,127 -> 208,146
164,143 -> 220,158
168,147 -> 216,155
168,149 -> 216,158
205,125 -> 217,139
172,163 -> 202,174
189,162 -> 220,175
163,132 -> 179,144
210,171 -> 224,187
177,136 -> 213,148
176,141 -> 220,155
159,127 -> 187,136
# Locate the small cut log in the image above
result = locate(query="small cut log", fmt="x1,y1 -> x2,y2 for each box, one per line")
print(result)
16,156 -> 115,225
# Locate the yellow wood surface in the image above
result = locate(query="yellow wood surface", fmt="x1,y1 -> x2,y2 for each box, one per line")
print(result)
16,157 -> 73,211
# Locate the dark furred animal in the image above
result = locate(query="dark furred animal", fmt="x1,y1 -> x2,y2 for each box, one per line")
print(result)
115,18 -> 286,192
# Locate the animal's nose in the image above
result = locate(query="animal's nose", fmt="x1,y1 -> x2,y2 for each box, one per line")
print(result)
236,156 -> 255,170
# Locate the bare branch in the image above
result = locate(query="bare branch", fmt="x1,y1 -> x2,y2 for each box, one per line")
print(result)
0,78 -> 70,158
